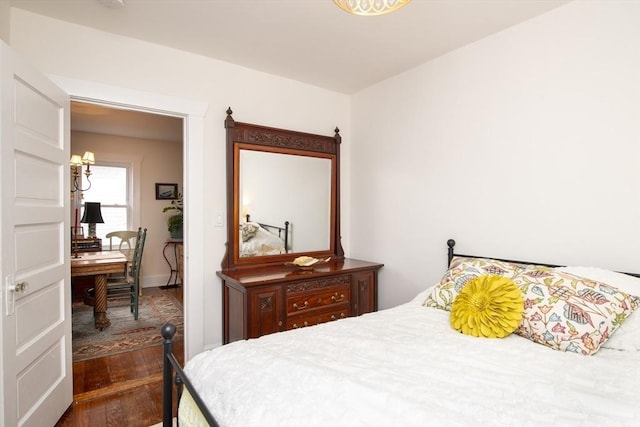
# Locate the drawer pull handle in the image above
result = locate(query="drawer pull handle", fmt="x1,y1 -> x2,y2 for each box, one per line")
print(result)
292,321 -> 310,329
331,294 -> 345,303
330,313 -> 347,321
293,301 -> 309,310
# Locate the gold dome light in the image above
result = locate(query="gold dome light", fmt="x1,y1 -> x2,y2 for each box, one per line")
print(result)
333,0 -> 411,16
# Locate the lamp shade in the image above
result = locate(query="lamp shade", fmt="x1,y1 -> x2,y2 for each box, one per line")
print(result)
80,202 -> 105,224
70,154 -> 83,166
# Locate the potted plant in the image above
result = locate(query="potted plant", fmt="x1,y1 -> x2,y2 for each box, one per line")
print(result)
162,190 -> 183,239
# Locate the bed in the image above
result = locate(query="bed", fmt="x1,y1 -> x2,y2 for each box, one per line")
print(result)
162,239 -> 640,426
238,218 -> 290,257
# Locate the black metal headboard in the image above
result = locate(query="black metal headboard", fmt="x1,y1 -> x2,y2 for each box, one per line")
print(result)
447,239 -> 640,279
245,214 -> 291,253
258,221 -> 290,253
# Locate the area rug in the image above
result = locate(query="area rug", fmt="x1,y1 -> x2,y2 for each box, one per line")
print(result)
72,292 -> 183,362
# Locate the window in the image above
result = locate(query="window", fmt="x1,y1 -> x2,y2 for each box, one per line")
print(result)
81,164 -> 130,247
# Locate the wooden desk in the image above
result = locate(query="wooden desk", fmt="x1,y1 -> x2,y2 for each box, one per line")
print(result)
71,251 -> 127,330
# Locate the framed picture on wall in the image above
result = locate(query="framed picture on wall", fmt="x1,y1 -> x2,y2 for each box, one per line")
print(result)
156,183 -> 178,200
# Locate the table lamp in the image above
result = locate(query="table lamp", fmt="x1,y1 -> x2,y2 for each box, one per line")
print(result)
81,202 -> 104,238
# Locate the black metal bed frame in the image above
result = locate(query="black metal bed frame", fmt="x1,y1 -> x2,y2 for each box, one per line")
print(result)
446,239 -> 640,278
162,323 -> 218,426
162,238 -> 640,425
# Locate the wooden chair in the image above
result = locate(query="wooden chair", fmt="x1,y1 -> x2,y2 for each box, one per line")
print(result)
106,230 -> 138,261
106,227 -> 147,320
105,230 -> 140,293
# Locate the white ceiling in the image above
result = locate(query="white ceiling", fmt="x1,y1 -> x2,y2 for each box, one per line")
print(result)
13,0 -> 570,142
11,0 -> 570,94
70,101 -> 184,143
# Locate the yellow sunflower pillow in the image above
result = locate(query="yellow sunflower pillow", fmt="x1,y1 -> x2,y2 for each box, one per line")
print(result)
450,275 -> 524,338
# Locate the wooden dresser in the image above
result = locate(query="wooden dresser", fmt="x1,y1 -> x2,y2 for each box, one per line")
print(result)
218,258 -> 383,344
219,111 -> 381,344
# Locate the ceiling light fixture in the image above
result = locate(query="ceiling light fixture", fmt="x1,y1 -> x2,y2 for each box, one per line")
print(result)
332,0 -> 411,16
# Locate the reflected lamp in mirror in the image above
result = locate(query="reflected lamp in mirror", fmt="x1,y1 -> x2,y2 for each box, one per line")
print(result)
81,202 -> 104,238
241,203 -> 249,224
70,151 -> 95,195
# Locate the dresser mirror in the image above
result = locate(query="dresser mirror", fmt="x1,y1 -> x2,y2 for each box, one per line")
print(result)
239,149 -> 332,255
221,108 -> 344,270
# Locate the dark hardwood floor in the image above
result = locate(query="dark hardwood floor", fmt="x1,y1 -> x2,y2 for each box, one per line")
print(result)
56,286 -> 184,427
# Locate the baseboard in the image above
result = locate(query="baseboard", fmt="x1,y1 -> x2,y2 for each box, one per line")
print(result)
142,274 -> 177,288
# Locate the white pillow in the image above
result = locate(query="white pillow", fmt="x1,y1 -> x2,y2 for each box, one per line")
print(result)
555,266 -> 640,352
411,286 -> 435,304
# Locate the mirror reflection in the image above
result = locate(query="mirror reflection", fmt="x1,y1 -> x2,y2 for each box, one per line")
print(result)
238,149 -> 331,258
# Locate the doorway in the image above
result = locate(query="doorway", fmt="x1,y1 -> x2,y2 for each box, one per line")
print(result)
54,76 -> 210,362
69,101 -> 185,394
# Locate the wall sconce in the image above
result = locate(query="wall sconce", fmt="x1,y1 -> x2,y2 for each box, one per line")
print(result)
80,202 -> 104,238
70,151 -> 95,194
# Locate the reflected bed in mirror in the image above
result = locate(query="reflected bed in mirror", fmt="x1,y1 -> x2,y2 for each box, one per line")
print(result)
221,108 -> 344,271
239,149 -> 331,257
239,219 -> 289,257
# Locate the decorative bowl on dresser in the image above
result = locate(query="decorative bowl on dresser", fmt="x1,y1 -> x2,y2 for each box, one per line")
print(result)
218,109 -> 383,343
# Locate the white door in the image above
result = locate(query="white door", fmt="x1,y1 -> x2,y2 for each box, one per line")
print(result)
0,41 -> 72,426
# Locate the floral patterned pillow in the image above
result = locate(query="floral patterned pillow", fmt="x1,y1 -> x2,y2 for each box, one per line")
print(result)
554,266 -> 640,352
423,257 -> 532,310
514,268 -> 640,355
240,222 -> 259,242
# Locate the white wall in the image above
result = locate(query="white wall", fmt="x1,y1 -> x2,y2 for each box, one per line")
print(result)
351,1 -> 640,309
9,8 -> 351,352
0,1 -> 9,44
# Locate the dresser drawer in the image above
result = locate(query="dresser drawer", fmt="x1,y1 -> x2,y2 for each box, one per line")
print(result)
286,284 -> 350,315
286,274 -> 351,294
286,307 -> 350,330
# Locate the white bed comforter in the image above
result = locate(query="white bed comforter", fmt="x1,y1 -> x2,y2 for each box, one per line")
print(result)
184,295 -> 640,427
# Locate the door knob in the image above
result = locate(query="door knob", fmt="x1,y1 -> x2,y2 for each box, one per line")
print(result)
14,282 -> 28,293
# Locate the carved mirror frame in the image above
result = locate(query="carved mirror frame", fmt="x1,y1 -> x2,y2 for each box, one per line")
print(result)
221,108 -> 344,271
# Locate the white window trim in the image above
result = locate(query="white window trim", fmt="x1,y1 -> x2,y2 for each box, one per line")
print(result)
94,153 -> 142,230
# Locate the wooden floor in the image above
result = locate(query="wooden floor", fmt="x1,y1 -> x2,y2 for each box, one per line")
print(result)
56,286 -> 184,427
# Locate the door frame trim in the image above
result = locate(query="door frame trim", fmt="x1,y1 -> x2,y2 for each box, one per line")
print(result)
51,75 -> 208,360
